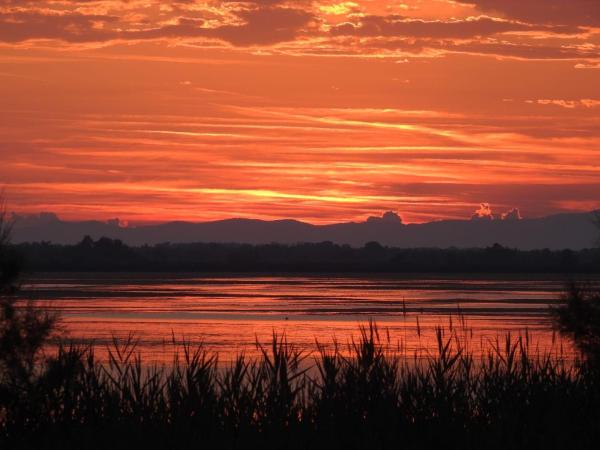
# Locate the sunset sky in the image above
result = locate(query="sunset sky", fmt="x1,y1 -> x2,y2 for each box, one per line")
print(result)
1,0 -> 599,224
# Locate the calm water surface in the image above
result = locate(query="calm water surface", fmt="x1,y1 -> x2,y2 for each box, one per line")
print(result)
20,273 -> 586,363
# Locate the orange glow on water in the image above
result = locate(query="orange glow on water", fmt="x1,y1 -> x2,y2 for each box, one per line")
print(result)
22,274 -> 577,364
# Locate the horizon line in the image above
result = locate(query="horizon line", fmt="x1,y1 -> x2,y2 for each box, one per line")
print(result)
9,208 -> 600,229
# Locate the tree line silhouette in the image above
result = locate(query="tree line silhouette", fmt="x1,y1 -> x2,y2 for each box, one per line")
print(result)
3,203 -> 600,449
14,236 -> 600,273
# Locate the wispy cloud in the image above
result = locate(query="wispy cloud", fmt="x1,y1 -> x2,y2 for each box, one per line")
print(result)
1,1 -> 599,223
0,1 -> 597,63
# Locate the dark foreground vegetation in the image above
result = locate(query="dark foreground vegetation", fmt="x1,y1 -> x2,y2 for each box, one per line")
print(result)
3,209 -> 600,449
16,236 -> 600,273
3,324 -> 600,450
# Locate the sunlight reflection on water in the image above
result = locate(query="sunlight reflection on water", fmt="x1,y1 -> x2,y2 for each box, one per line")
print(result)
19,273 -> 587,363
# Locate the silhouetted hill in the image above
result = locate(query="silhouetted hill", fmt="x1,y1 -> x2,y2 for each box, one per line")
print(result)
9,210 -> 599,250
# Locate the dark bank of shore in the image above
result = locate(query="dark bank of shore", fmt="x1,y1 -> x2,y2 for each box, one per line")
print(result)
13,237 -> 600,273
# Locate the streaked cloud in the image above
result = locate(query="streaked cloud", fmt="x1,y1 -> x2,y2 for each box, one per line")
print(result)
458,0 -> 600,27
0,1 -> 597,63
527,99 -> 600,109
0,1 -> 599,223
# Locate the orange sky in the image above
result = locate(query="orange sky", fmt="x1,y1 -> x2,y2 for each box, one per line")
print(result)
1,0 -> 599,224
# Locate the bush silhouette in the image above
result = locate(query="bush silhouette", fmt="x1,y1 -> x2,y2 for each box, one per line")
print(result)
2,199 -> 600,448
553,282 -> 600,367
0,203 -> 57,394
553,216 -> 600,366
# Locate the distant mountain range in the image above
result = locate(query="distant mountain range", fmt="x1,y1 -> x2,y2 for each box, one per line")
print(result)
9,210 -> 600,250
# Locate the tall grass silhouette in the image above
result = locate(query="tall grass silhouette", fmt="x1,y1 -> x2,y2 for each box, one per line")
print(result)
2,199 -> 600,449
1,321 -> 599,450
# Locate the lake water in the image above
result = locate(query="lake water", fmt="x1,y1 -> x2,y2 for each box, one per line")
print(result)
19,273 -> 586,363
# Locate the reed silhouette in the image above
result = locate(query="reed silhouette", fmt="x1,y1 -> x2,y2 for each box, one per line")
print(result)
2,201 -> 600,449
1,321 -> 599,450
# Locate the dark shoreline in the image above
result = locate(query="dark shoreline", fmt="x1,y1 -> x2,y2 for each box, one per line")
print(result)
22,271 -> 600,280
13,238 -> 600,274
